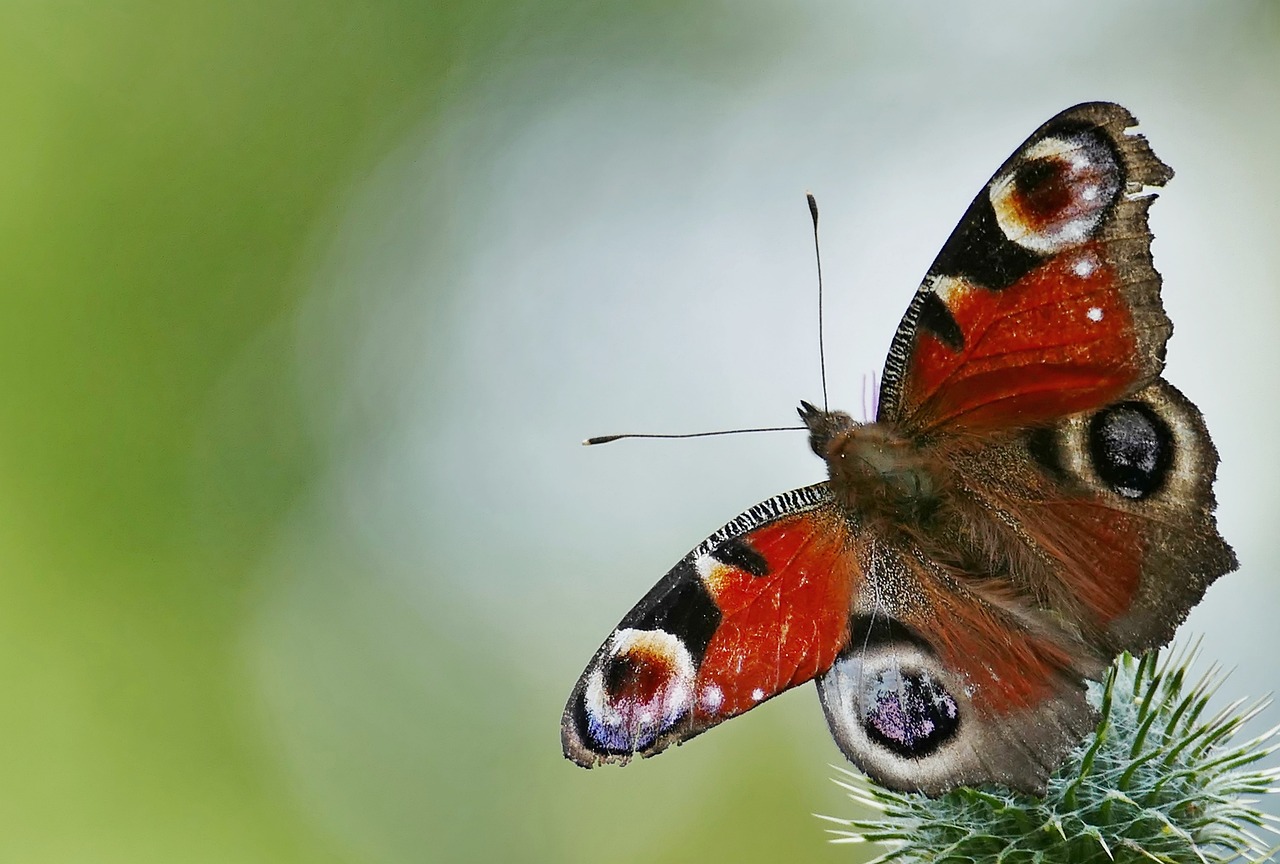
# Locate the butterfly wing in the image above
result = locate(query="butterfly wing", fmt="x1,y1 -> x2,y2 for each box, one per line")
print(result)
878,102 -> 1174,432
813,103 -> 1235,794
817,542 -> 1100,796
562,484 -> 860,765
953,378 -> 1237,654
561,481 -> 1106,794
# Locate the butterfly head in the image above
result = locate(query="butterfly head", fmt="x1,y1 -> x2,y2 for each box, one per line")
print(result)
798,400 -> 857,458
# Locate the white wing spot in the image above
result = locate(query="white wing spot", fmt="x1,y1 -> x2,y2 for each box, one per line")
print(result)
751,688 -> 766,702
1087,306 -> 1104,322
700,684 -> 724,713
1073,254 -> 1098,278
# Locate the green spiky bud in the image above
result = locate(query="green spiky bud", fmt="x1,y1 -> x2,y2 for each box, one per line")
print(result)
822,644 -> 1280,863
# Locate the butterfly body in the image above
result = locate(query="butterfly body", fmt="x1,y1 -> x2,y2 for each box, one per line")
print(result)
563,103 -> 1236,795
811,407 -> 947,524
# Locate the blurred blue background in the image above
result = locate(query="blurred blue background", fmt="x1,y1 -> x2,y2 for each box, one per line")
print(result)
2,2 -> 1277,862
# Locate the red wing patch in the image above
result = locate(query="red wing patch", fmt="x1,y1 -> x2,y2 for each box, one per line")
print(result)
693,512 -> 857,719
898,245 -> 1142,431
1015,497 -> 1145,628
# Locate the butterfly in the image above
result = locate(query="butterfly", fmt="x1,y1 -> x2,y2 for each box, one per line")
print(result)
560,102 -> 1236,795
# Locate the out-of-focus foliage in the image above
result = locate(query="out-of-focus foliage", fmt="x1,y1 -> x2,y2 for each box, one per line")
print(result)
1,2 -> 1277,863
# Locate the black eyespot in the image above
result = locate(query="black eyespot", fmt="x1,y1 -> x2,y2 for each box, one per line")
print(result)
862,669 -> 960,758
1089,402 -> 1172,499
602,653 -> 640,697
1013,157 -> 1072,217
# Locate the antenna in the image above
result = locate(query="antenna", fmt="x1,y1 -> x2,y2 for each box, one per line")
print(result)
584,425 -> 803,446
582,196 -> 827,447
808,193 -> 829,413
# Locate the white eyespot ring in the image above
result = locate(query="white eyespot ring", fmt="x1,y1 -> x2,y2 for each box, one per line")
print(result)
582,628 -> 695,752
988,132 -> 1121,254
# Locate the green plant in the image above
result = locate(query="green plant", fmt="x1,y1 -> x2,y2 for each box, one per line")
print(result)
823,645 -> 1279,863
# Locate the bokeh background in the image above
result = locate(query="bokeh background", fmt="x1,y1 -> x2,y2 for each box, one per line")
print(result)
3,2 -> 1279,862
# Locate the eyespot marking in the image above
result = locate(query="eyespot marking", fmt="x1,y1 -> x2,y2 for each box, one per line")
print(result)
1088,401 -> 1173,499
989,130 -> 1122,254
818,640 -> 964,767
862,668 -> 960,758
582,628 -> 694,753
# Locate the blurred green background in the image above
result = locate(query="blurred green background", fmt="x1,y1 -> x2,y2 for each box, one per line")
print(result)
2,2 -> 1278,862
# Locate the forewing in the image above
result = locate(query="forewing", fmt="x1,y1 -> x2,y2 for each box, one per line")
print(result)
562,483 -> 860,765
878,102 -> 1174,432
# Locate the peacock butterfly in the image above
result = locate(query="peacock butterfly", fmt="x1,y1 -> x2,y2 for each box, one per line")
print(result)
560,102 -> 1236,795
